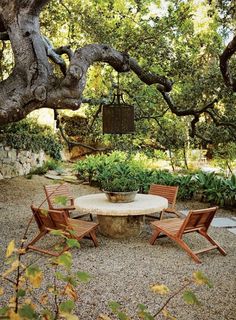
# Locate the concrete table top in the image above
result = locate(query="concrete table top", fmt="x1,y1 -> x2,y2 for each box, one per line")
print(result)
74,193 -> 168,217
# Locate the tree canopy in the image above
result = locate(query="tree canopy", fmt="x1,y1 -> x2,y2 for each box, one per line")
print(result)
0,0 -> 236,148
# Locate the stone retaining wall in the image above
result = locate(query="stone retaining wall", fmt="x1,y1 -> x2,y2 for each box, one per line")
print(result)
0,144 -> 46,179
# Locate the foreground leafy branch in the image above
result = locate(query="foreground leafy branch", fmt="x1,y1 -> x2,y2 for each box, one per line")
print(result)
103,271 -> 212,320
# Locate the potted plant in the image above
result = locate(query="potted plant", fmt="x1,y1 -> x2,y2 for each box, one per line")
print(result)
97,163 -> 139,203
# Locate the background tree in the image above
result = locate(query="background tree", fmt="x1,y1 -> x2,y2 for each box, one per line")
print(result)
0,0 -> 236,157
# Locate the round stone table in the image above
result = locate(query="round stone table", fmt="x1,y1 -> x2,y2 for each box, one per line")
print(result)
75,193 -> 168,238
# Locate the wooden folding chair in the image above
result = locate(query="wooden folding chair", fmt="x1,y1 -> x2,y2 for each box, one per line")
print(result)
44,183 -> 93,220
27,205 -> 99,256
149,206 -> 226,263
148,184 -> 180,219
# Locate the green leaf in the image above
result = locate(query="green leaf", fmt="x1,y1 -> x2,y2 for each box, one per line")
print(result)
64,276 -> 78,287
25,265 -> 43,288
19,304 -> 38,319
108,301 -> 121,312
55,271 -> 66,281
55,195 -> 68,205
193,271 -> 213,288
138,304 -> 154,320
26,265 -> 40,276
40,209 -> 48,216
17,288 -> 26,297
68,230 -> 77,236
76,271 -> 91,282
108,302 -> 129,320
182,291 -> 200,305
42,309 -> 53,320
59,300 -> 75,313
50,229 -> 66,237
66,239 -> 80,248
117,311 -> 129,320
0,306 -> 9,316
57,252 -> 72,269
138,304 -> 147,311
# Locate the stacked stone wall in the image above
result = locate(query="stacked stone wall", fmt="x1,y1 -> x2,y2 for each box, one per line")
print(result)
0,144 -> 46,179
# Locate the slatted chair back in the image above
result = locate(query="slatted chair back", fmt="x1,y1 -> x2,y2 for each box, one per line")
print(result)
178,207 -> 218,237
44,183 -> 74,211
149,184 -> 178,209
31,205 -> 56,231
27,205 -> 99,256
47,208 -> 70,231
148,184 -> 179,219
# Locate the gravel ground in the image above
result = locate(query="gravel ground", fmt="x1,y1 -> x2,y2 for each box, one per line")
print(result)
0,175 -> 235,319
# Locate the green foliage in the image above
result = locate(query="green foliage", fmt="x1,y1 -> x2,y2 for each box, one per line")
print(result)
98,162 -> 139,192
0,119 -> 63,160
194,171 -> 236,207
2,0 -> 236,157
75,151 -> 236,207
0,227 -> 88,320
54,195 -> 68,206
108,301 -> 130,320
174,174 -> 197,200
107,270 -> 212,319
193,271 -> 213,288
137,304 -> 154,320
57,252 -> 73,269
76,271 -> 91,283
18,304 -> 38,319
46,159 -> 63,171
26,160 -> 62,178
213,142 -> 236,175
182,291 -> 200,305
59,300 -> 75,313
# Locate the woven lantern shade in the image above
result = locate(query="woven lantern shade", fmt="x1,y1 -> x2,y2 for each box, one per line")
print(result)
102,94 -> 135,134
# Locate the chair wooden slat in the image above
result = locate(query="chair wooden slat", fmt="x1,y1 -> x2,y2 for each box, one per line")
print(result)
149,206 -> 226,263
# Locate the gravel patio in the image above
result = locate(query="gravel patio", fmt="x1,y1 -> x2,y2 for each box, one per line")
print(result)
0,175 -> 235,319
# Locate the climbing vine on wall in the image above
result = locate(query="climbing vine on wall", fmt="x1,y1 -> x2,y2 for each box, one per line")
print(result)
0,119 -> 63,160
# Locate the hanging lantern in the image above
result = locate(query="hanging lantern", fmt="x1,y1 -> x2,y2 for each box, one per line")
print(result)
102,93 -> 135,134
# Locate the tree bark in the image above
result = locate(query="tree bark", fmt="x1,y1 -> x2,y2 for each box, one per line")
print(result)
0,0 -> 173,125
220,35 -> 236,92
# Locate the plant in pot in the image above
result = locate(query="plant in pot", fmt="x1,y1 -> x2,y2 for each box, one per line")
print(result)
97,163 -> 139,203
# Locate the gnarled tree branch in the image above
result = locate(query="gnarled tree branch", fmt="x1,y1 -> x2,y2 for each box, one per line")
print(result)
220,34 -> 236,92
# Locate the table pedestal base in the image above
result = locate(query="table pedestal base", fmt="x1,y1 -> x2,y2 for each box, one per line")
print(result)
97,215 -> 145,238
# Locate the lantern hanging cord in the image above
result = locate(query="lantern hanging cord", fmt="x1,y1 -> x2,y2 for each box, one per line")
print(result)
117,72 -> 121,104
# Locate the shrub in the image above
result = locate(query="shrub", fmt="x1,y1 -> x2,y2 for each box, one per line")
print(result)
0,119 -> 63,160
74,152 -> 236,208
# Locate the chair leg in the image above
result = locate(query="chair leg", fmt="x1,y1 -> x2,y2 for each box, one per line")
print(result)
199,230 -> 227,256
90,214 -> 93,221
26,230 -> 47,247
89,230 -> 98,247
149,229 -> 162,245
175,238 -> 202,263
27,230 -> 70,256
